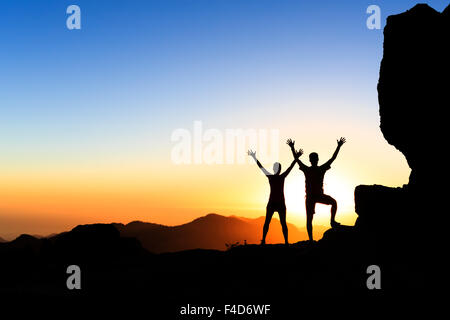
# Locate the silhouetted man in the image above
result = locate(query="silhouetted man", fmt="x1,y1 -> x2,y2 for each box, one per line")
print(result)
287,137 -> 346,242
248,149 -> 302,245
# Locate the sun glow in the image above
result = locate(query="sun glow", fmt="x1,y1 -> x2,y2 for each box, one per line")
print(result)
284,173 -> 356,226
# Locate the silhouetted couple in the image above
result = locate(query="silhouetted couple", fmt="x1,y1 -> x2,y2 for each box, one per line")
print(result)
249,137 -> 346,244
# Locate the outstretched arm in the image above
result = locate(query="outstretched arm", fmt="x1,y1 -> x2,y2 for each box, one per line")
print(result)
248,150 -> 270,176
324,137 -> 346,167
286,139 -> 306,168
282,157 -> 299,177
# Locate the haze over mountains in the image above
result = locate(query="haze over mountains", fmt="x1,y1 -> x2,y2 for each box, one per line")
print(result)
0,214 -> 326,253
114,214 -> 327,253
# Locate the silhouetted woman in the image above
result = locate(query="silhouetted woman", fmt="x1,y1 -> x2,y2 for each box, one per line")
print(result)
248,148 -> 302,245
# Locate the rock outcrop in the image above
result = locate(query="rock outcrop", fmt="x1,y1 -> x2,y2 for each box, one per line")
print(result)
353,4 -> 449,274
377,3 -> 449,188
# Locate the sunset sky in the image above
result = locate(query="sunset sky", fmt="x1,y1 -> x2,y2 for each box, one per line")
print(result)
1,0 -> 447,239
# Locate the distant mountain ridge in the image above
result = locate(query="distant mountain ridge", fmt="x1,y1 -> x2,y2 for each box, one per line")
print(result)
113,213 -> 327,253
0,214 -> 325,253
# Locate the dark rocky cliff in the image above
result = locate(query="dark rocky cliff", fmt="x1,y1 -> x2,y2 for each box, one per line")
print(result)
351,4 -> 449,280
378,4 -> 449,188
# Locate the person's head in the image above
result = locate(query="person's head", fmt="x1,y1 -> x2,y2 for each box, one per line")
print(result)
309,152 -> 319,166
273,162 -> 281,175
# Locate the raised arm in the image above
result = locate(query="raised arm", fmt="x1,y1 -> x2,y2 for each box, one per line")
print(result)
323,137 -> 346,167
282,156 -> 300,177
248,150 -> 270,176
286,139 -> 306,169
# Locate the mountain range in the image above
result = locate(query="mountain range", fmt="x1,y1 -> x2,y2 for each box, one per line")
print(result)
114,213 -> 327,253
0,214 -> 326,253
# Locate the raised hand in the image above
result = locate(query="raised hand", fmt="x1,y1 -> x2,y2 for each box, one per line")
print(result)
337,137 -> 346,147
296,149 -> 304,158
286,138 -> 295,147
247,149 -> 256,158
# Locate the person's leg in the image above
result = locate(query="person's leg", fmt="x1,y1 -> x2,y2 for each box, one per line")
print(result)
278,207 -> 288,245
306,213 -> 313,241
262,206 -> 275,244
317,194 -> 339,226
305,198 -> 315,241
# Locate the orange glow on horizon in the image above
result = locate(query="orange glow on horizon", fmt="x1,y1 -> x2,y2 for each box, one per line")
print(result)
0,113 -> 411,239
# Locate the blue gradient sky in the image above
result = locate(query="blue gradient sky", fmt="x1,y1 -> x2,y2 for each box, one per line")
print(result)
1,0 -> 447,146
0,1 -> 448,238
2,0 -> 447,137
